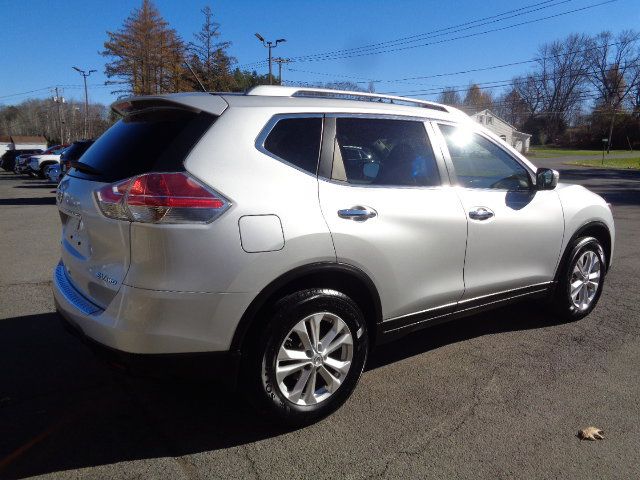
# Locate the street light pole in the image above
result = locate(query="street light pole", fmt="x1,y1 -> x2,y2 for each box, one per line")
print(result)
72,66 -> 97,138
255,34 -> 286,85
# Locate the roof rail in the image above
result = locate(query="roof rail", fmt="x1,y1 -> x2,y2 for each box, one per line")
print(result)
246,85 -> 449,113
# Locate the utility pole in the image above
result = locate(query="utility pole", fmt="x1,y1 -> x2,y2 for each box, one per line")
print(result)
254,33 -> 286,85
273,58 -> 291,84
52,87 -> 65,144
72,66 -> 97,138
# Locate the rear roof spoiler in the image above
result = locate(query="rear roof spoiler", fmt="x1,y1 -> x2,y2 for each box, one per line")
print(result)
112,93 -> 228,117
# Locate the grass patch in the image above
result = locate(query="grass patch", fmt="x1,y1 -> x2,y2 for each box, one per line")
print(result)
528,147 -> 629,158
567,157 -> 640,169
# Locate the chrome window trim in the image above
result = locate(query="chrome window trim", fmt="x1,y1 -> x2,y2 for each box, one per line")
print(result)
325,112 -> 437,122
319,176 -> 451,191
254,113 -> 324,178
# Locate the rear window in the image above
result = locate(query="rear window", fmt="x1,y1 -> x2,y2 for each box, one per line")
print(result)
263,117 -> 322,175
69,108 -> 216,182
61,141 -> 94,161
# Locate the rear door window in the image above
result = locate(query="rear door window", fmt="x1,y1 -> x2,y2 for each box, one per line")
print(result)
68,108 -> 216,182
262,117 -> 323,175
332,117 -> 440,187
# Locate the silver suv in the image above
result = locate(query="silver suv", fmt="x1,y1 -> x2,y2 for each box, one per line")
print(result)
54,86 -> 614,424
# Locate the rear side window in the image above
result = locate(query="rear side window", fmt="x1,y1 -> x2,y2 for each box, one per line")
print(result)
333,117 -> 440,187
69,108 -> 216,182
263,117 -> 322,175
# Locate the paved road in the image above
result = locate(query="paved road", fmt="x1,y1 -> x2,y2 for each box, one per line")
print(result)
1,161 -> 639,479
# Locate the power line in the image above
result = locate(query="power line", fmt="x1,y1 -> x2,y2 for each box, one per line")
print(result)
291,0 -> 575,62
380,61 -> 640,96
0,84 -> 111,101
239,0 -> 617,67
238,0 -> 571,68
284,38 -> 638,92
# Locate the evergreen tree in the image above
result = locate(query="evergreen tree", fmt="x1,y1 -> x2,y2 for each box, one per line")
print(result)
188,6 -> 236,91
103,0 -> 186,96
463,84 -> 493,112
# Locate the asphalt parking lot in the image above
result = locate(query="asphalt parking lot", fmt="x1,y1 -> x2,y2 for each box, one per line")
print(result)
1,159 -> 639,480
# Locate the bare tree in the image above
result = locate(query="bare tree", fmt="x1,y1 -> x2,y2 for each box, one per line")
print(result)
535,34 -> 590,141
584,30 -> 640,150
513,74 -> 544,116
437,87 -> 462,107
495,88 -> 530,128
0,99 -> 112,144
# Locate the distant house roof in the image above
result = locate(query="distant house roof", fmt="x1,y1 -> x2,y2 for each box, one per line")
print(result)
0,135 -> 11,143
470,109 -> 531,138
10,135 -> 47,144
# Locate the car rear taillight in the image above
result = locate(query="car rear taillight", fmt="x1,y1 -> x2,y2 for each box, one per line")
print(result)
94,172 -> 230,224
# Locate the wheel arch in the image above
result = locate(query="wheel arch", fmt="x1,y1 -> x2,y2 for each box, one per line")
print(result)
555,220 -> 612,282
39,160 -> 58,170
231,262 -> 382,354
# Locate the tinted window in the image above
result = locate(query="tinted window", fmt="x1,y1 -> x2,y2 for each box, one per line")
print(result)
439,124 -> 530,190
263,117 -> 322,175
61,141 -> 94,161
333,118 -> 440,187
69,108 -> 216,182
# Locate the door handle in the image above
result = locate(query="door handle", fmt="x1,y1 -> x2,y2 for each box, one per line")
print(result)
338,206 -> 377,221
468,207 -> 494,221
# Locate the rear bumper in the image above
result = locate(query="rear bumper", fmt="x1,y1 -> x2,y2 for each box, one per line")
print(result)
57,311 -> 240,384
53,261 -> 253,355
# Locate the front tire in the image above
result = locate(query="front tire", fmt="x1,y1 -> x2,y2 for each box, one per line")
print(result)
244,288 -> 368,425
553,236 -> 606,321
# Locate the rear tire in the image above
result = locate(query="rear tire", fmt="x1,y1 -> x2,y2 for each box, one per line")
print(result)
243,288 -> 368,426
552,236 -> 606,321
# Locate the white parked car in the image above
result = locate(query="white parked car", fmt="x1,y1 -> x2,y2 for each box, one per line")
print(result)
54,86 -> 615,424
27,144 -> 68,177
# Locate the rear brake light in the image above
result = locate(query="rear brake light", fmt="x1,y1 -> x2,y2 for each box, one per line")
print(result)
94,172 -> 230,224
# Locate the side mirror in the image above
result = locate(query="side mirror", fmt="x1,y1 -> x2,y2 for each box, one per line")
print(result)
536,168 -> 559,190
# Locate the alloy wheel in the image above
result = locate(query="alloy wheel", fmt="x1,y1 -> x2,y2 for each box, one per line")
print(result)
570,250 -> 601,311
274,312 -> 353,406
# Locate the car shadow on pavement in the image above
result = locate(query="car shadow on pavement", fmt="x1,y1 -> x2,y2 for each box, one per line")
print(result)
0,306 -> 563,479
14,184 -> 57,189
0,197 -> 56,206
367,303 -> 560,370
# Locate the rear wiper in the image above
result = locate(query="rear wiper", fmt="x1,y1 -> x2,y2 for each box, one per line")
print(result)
71,161 -> 102,175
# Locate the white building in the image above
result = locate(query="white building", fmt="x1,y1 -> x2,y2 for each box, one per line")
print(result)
470,109 -> 531,154
10,135 -> 48,151
0,135 -> 12,156
0,135 -> 48,156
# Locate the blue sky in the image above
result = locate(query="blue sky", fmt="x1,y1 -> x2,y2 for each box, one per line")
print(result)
1,0 -> 638,107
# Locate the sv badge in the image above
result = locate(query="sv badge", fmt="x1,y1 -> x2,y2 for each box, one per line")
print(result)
96,272 -> 118,285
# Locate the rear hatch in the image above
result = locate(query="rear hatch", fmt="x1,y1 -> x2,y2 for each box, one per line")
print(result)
57,98 -> 224,309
